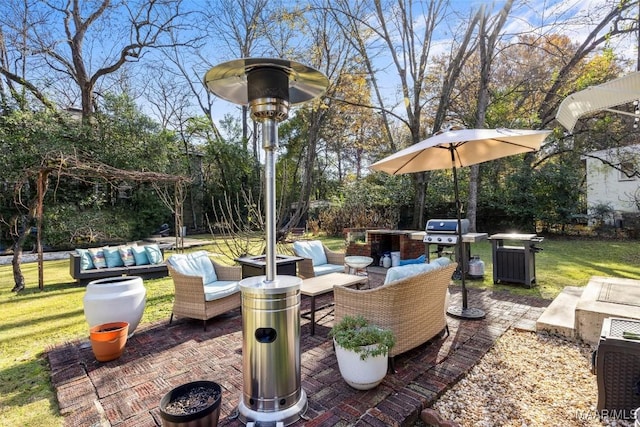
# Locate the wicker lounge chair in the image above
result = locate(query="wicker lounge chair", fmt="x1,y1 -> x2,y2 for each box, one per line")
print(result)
292,240 -> 345,278
334,262 -> 457,366
167,252 -> 242,331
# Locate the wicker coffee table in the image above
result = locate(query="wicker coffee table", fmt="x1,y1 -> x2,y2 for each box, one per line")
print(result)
300,273 -> 367,335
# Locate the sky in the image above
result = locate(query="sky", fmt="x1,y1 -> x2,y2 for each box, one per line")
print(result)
326,0 -> 637,124
189,0 -> 639,156
3,0 -> 635,128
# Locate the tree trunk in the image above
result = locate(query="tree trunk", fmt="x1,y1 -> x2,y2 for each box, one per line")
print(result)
467,1 -> 512,233
11,223 -> 28,292
242,105 -> 249,151
467,164 -> 479,232
284,113 -> 322,232
411,172 -> 428,230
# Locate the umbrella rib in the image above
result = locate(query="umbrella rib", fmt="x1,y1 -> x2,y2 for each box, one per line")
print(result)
492,138 -> 538,151
453,138 -> 538,168
391,150 -> 426,174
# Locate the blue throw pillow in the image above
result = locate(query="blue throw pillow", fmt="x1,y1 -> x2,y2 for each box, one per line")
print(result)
88,247 -> 107,269
131,246 -> 149,265
103,247 -> 124,268
145,244 -> 163,264
75,248 -> 94,270
399,254 -> 426,266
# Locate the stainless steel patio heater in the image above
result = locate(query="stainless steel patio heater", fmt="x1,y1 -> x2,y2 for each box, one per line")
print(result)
204,58 -> 328,426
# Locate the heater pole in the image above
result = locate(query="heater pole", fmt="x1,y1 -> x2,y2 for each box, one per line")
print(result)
262,118 -> 278,283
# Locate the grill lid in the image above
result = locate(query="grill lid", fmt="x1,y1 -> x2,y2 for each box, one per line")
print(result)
426,219 -> 469,234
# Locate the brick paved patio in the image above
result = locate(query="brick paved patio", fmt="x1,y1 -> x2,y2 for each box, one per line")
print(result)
47,272 -> 548,426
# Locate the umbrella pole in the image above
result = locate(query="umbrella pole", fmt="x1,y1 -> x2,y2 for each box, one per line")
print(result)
446,148 -> 485,320
453,164 -> 467,309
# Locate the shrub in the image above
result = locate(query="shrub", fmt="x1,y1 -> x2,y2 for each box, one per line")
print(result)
330,315 -> 395,360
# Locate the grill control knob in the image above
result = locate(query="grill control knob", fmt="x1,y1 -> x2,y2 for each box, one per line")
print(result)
437,237 -> 442,242
447,237 -> 453,243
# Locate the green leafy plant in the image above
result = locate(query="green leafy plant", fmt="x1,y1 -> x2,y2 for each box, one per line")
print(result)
330,315 -> 395,360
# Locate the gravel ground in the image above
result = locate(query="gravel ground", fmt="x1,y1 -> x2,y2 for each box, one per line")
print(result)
419,329 -> 636,427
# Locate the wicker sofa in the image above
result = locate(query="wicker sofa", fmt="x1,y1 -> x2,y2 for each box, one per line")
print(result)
334,261 -> 457,364
69,250 -> 168,285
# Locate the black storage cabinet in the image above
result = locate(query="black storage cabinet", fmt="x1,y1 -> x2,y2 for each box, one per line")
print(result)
489,233 -> 542,288
592,317 -> 640,420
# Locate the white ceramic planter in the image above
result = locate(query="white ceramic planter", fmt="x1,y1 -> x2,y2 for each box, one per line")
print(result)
83,276 -> 146,336
334,340 -> 388,390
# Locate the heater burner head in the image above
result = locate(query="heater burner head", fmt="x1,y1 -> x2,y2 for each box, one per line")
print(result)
249,97 -> 290,122
204,58 -> 329,107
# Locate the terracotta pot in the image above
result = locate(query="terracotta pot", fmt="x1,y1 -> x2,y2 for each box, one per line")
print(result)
159,380 -> 222,427
89,322 -> 129,362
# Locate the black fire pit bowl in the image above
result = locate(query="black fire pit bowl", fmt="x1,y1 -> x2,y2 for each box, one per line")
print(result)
159,380 -> 222,427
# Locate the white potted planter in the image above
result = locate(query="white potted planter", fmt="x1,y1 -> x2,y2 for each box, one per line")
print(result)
330,315 -> 395,390
83,276 -> 146,336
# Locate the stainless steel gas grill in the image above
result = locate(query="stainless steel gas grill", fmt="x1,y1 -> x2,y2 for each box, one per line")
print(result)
424,218 -> 469,254
423,219 -> 487,279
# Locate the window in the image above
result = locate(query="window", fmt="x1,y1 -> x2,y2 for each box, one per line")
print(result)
618,161 -> 638,181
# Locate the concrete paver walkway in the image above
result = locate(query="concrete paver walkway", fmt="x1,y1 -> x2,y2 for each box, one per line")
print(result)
48,276 -> 548,426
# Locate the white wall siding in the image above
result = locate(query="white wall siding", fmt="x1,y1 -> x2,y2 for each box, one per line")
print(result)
584,145 -> 640,216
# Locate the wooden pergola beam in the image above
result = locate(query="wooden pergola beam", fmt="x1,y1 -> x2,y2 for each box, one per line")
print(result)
17,152 -> 191,291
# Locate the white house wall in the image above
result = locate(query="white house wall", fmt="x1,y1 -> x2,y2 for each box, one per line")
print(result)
585,145 -> 640,215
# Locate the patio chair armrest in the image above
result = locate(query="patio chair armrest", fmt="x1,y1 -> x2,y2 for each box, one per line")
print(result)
324,245 -> 345,265
69,253 -> 81,279
211,260 -> 242,281
297,257 -> 315,279
167,264 -> 206,300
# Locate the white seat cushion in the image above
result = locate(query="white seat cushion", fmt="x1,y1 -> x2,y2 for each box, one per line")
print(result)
204,280 -> 239,301
313,263 -> 345,276
293,240 -> 328,266
384,257 -> 451,285
168,250 -> 218,284
432,257 -> 452,267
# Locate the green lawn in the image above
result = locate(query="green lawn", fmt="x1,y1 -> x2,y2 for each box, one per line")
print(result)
0,237 -> 639,426
460,238 -> 640,299
0,258 -> 177,427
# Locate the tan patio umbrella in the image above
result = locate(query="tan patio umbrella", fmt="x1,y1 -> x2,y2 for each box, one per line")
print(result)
556,71 -> 640,132
370,127 -> 551,320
